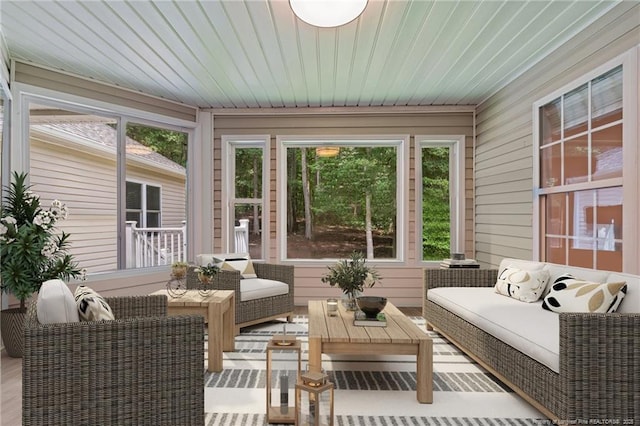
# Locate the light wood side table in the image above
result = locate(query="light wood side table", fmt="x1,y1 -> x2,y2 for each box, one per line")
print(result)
151,289 -> 235,372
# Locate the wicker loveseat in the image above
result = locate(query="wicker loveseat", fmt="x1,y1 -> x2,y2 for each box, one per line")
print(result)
423,259 -> 640,422
187,259 -> 294,333
23,295 -> 205,426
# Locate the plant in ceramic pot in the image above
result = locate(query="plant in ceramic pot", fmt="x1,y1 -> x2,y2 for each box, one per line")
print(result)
321,251 -> 381,310
0,172 -> 84,357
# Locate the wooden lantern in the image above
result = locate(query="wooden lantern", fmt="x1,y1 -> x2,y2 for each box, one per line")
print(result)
295,371 -> 334,426
266,333 -> 301,424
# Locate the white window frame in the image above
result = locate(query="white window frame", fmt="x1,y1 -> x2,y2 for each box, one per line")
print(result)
276,135 -> 409,263
532,47 -> 639,273
11,84 -> 197,274
126,180 -> 162,228
221,135 -> 269,259
415,135 -> 466,264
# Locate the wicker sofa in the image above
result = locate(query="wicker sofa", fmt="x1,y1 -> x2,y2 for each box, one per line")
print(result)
187,261 -> 294,333
423,259 -> 640,422
23,295 -> 205,426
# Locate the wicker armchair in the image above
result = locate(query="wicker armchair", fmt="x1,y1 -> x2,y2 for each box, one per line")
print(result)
22,295 -> 204,426
187,263 -> 294,332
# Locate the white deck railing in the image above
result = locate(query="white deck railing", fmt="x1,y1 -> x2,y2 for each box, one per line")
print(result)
125,221 -> 187,268
234,218 -> 249,253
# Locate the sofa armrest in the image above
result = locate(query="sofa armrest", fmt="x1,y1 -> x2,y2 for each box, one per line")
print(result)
23,301 -> 204,425
424,268 -> 498,298
560,312 -> 640,422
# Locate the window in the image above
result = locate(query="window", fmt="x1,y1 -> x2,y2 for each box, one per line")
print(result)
534,57 -> 637,272
222,136 -> 268,259
26,97 -> 190,273
416,136 -> 466,261
278,136 -> 407,261
126,181 -> 161,228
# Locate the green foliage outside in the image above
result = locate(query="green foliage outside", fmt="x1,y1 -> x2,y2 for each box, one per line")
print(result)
422,147 -> 451,260
125,124 -> 188,167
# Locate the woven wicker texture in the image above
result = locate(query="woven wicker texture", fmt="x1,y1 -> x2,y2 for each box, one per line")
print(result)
423,268 -> 640,422
187,262 -> 294,328
22,295 -> 205,426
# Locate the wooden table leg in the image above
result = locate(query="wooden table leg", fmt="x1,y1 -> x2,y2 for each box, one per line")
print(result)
308,336 -> 322,373
208,301 -> 223,373
416,338 -> 433,403
222,293 -> 235,351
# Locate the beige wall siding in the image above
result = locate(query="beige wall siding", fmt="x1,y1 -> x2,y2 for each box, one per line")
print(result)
14,62 -> 197,122
474,3 -> 640,269
30,133 -> 186,273
212,111 -> 474,307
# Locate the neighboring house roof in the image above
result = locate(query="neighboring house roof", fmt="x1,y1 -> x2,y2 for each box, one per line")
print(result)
32,121 -> 186,174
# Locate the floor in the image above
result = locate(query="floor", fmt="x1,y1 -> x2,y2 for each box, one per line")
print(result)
0,305 -> 422,425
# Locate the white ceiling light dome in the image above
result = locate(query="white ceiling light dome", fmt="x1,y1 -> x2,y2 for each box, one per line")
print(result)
290,0 -> 368,28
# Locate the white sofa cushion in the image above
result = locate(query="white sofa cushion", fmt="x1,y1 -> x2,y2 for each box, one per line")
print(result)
428,287 -> 560,373
494,267 -> 550,302
37,279 -> 80,324
240,278 -> 289,302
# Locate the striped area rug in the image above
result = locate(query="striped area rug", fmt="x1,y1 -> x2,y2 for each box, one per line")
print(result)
204,316 -> 545,425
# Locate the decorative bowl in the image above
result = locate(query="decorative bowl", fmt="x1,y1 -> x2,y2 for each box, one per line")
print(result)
356,296 -> 387,318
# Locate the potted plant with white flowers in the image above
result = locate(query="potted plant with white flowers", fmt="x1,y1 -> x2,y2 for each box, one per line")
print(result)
0,172 -> 84,357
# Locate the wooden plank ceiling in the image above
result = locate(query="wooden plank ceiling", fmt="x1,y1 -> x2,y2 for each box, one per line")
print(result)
0,0 -> 617,109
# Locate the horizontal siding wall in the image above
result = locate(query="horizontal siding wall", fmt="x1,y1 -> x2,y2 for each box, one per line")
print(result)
474,3 -> 640,269
13,61 -> 197,122
211,110 -> 474,307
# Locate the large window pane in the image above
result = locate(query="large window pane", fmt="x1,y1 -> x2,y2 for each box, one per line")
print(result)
422,146 -> 450,260
29,103 -> 118,273
125,122 -> 187,268
235,147 -> 263,199
537,63 -> 625,272
286,145 -> 397,259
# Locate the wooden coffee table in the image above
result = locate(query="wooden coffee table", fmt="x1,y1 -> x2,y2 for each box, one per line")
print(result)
308,299 -> 433,403
151,289 -> 235,372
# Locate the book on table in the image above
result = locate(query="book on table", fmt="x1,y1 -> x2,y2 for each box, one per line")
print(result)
440,258 -> 480,269
353,311 -> 387,327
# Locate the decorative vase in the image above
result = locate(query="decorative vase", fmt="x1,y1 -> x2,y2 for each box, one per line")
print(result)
341,290 -> 361,311
1,308 -> 26,358
198,274 -> 213,297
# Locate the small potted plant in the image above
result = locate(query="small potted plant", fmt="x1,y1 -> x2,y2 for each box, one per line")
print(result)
321,251 -> 381,310
171,261 -> 189,280
194,263 -> 219,286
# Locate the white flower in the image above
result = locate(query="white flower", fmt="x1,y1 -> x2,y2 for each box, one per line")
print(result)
0,223 -> 7,236
41,240 -> 57,258
3,216 -> 16,225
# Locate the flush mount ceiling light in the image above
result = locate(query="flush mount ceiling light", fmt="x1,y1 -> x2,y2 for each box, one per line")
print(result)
290,0 -> 368,28
316,146 -> 340,157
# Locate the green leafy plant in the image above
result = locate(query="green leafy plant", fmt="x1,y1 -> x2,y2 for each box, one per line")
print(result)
194,263 -> 219,285
0,172 -> 84,310
321,251 -> 381,298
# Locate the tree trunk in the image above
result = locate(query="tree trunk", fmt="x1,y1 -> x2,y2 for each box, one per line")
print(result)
301,148 -> 312,240
287,149 -> 297,232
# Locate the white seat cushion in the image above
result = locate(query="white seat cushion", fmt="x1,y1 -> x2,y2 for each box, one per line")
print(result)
428,287 -> 560,373
240,278 -> 289,302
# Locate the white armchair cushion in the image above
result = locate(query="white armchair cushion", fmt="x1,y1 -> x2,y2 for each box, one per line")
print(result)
240,278 -> 289,302
37,279 -> 80,324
